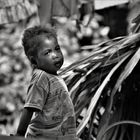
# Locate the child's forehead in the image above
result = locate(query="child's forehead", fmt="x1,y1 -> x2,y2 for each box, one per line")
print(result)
44,39 -> 53,44
36,35 -> 58,52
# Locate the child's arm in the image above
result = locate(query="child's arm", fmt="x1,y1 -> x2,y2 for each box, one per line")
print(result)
16,107 -> 37,136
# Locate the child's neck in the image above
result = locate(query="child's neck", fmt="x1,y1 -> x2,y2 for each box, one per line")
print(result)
37,68 -> 58,76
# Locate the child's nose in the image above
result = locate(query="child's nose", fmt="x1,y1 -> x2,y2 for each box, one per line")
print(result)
51,52 -> 58,59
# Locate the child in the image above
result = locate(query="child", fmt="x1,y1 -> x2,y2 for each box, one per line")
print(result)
15,26 -> 78,140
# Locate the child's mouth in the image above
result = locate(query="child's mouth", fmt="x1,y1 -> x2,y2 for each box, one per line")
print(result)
54,61 -> 61,68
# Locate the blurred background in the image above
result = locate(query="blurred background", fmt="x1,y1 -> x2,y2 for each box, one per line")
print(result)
0,0 -> 140,139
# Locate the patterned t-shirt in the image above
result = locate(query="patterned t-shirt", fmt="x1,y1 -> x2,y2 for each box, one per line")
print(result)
24,69 -> 77,138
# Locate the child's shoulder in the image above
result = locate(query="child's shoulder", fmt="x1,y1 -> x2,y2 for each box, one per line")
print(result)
31,69 -> 51,88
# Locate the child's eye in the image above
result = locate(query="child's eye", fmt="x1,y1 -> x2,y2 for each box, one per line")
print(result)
44,51 -> 50,55
55,45 -> 60,51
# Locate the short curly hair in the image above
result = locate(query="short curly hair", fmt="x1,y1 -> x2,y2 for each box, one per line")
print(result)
22,26 -> 57,64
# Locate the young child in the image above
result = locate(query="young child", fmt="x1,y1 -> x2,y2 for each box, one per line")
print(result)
16,26 -> 78,140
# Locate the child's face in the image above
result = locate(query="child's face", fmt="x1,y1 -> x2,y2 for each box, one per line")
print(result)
36,36 -> 64,75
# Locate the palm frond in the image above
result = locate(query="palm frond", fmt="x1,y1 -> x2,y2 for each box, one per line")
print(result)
100,120 -> 140,140
60,32 -> 140,140
110,47 -> 140,110
77,53 -> 129,136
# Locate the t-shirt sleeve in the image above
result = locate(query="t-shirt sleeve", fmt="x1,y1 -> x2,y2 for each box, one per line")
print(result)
24,84 -> 48,111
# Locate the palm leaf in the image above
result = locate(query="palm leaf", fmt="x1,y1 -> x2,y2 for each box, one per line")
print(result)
100,120 -> 140,140
110,47 -> 140,110
60,31 -> 140,140
77,53 -> 130,136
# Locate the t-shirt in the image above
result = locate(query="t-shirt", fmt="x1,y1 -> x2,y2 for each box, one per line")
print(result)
24,69 -> 77,138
